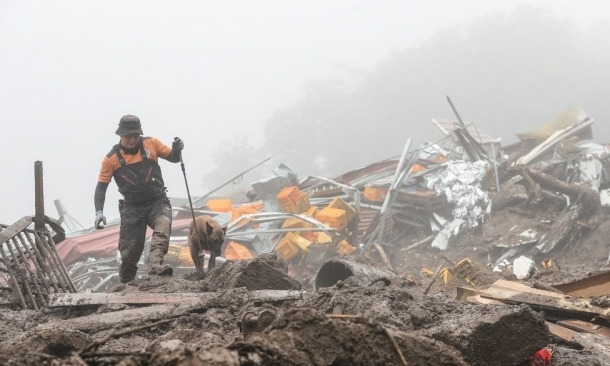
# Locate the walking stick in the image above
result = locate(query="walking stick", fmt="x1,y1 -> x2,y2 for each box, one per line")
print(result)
175,138 -> 206,276
176,138 -> 198,225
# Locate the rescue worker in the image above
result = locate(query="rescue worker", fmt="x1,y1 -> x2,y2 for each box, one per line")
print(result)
94,114 -> 184,283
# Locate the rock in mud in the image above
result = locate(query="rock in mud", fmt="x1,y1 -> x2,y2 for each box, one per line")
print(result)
418,303 -> 549,366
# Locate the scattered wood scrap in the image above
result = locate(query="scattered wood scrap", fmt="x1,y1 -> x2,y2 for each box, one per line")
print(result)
554,270 -> 610,298
480,280 -> 609,319
557,319 -> 610,338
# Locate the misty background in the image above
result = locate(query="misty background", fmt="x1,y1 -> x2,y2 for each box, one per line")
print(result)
2,1 -> 610,229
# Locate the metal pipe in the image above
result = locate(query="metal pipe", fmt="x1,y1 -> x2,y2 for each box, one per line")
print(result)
313,257 -> 396,291
191,157 -> 271,207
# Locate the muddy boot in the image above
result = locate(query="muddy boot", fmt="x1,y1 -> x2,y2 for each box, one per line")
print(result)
109,283 -> 128,292
148,250 -> 173,276
149,264 -> 173,276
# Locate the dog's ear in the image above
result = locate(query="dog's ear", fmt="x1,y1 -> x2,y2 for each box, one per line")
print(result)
206,221 -> 214,236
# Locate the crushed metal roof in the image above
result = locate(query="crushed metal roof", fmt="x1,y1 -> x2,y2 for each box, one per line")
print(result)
432,117 -> 501,145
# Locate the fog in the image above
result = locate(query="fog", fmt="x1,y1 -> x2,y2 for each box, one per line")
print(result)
1,0 -> 608,229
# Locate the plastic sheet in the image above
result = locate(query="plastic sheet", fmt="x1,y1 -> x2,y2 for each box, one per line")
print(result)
425,160 -> 491,228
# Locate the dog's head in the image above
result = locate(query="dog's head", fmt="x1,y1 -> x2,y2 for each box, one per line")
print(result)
206,220 -> 226,256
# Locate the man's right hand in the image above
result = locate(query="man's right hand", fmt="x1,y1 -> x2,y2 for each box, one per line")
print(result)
95,210 -> 106,229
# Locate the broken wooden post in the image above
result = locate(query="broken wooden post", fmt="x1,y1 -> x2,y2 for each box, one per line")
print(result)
34,161 -> 45,231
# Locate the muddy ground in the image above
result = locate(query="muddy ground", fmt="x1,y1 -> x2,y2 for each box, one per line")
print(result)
1,201 -> 610,365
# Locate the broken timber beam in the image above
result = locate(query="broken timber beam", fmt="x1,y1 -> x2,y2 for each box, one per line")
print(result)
481,280 -> 609,319
526,167 -> 600,214
49,289 -> 303,308
48,292 -> 204,307
38,289 -> 303,331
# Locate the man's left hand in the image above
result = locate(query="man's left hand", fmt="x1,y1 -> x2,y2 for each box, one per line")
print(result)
172,137 -> 184,151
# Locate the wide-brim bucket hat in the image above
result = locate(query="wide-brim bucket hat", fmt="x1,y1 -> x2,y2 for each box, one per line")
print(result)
115,114 -> 144,136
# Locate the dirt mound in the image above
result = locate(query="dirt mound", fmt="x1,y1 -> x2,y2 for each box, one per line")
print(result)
0,328 -> 90,364
201,255 -> 301,291
228,307 -> 468,366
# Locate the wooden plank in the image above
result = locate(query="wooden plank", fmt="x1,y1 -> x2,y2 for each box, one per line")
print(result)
467,294 -> 505,305
38,289 -> 303,331
481,280 -> 608,318
37,303 -> 178,331
48,289 -> 303,307
484,279 -> 565,298
554,271 -> 610,298
557,319 -> 610,339
0,216 -> 33,244
546,321 -> 575,341
456,286 -> 506,305
48,292 -> 204,307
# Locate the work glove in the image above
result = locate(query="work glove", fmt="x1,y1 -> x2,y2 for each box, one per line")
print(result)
172,137 -> 184,152
95,210 -> 106,229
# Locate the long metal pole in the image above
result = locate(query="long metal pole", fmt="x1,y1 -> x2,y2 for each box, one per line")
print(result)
191,157 -> 271,207
176,144 -> 197,226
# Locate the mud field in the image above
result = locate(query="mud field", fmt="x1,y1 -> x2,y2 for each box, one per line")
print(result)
1,205 -> 610,365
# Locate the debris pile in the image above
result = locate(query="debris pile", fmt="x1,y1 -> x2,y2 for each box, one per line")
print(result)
1,106 -> 610,364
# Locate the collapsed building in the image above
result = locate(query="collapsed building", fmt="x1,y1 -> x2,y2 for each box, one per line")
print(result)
1,106 -> 610,365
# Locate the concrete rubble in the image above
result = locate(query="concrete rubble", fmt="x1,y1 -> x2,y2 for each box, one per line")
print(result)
1,106 -> 610,364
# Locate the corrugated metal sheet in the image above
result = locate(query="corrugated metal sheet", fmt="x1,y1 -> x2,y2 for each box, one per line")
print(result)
516,106 -> 592,143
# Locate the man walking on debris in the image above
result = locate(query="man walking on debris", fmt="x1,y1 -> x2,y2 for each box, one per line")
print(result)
94,114 -> 184,283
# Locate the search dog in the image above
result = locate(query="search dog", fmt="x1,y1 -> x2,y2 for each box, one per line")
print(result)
188,215 -> 226,277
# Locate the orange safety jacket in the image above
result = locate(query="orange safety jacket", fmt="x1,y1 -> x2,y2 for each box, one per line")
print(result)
98,137 -> 173,203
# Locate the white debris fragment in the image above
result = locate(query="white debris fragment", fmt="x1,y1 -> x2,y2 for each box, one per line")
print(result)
431,218 -> 465,250
493,259 -> 510,273
513,256 -> 538,280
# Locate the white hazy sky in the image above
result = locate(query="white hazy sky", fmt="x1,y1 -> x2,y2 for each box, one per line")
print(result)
1,0 -> 608,229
